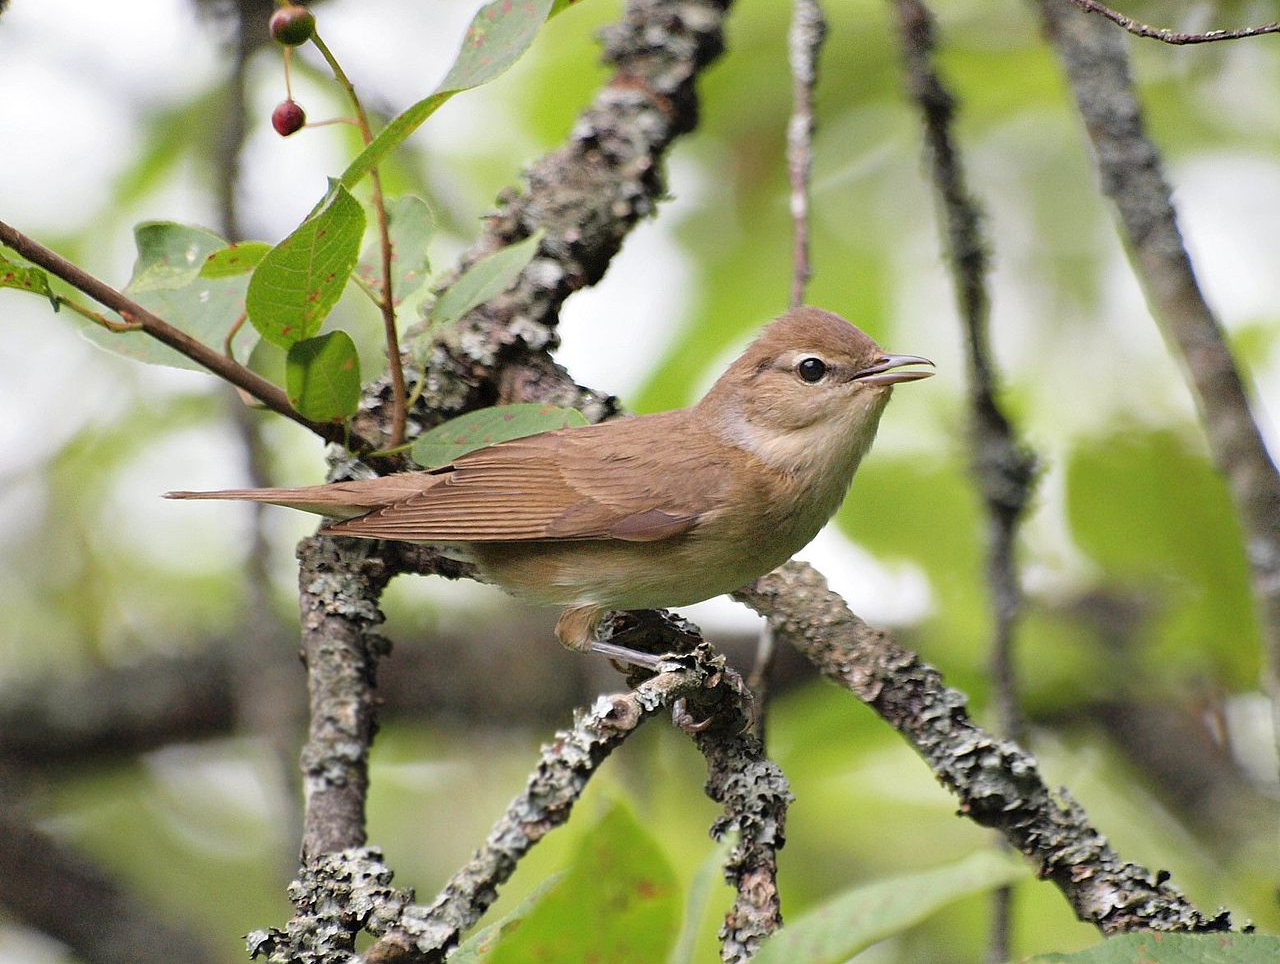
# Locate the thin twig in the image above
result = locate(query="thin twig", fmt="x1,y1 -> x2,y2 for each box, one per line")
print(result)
55,296 -> 142,332
786,0 -> 826,308
736,562 -> 1234,935
0,218 -> 352,447
311,33 -> 409,448
890,2 -> 1038,957
1065,0 -> 1280,45
1037,0 -> 1280,773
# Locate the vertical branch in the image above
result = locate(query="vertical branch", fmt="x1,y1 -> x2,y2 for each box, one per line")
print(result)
890,4 -> 1037,956
892,0 -> 1038,741
786,0 -> 827,308
1036,0 -> 1280,765
296,536 -> 393,858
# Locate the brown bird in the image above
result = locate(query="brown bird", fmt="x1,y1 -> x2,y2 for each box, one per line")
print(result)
167,307 -> 933,664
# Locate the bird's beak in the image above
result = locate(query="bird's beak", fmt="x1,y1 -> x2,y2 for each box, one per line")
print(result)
853,354 -> 935,386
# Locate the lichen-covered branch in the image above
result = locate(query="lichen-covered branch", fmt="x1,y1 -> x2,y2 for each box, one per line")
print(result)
296,535 -> 395,859
350,648 -> 734,964
608,611 -> 790,962
360,0 -> 734,441
890,0 -> 1037,746
735,562 -> 1233,934
1036,0 -> 1280,764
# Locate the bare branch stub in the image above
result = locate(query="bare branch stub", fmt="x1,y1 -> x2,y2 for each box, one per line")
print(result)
1037,0 -> 1280,765
1065,0 -> 1280,45
736,562 -> 1234,935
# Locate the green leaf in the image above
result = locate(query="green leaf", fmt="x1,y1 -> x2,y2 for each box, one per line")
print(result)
340,0 -> 556,188
200,242 -> 271,278
1065,428 -> 1258,681
127,221 -> 226,292
751,850 -> 1027,964
0,252 -> 56,308
424,232 -> 543,336
354,195 -> 434,306
410,402 -> 587,468
487,802 -> 679,964
81,222 -> 257,372
451,874 -> 565,964
1028,932 -> 1280,964
667,839 -> 732,964
285,331 -> 361,423
246,180 -> 365,348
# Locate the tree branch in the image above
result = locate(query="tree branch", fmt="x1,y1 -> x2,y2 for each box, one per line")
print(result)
735,561 -> 1234,934
1064,0 -> 1280,45
296,535 -> 396,858
786,0 -> 826,308
0,218 -> 354,448
1036,0 -> 1280,769
890,3 -> 1038,956
254,648 -> 745,964
363,0 -> 734,441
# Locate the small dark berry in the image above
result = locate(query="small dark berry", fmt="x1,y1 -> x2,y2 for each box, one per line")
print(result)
272,100 -> 306,136
269,5 -> 316,46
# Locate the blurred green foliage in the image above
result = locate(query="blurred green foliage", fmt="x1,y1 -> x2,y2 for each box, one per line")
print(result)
1,0 -> 1278,962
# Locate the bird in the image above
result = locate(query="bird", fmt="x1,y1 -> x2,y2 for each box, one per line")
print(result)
167,307 -> 933,665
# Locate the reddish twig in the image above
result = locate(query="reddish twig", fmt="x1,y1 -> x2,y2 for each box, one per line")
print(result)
0,218 -> 351,447
311,32 -> 409,448
1065,0 -> 1280,44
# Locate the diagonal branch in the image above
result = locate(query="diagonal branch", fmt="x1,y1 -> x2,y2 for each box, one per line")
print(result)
1036,0 -> 1280,768
735,561 -> 1234,935
1064,0 -> 1280,45
0,218 -> 353,448
262,647 -> 750,964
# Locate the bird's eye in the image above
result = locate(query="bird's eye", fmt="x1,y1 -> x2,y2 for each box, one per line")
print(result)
797,357 -> 827,383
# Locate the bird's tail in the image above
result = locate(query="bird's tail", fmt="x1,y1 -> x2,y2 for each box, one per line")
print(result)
165,475 -> 433,520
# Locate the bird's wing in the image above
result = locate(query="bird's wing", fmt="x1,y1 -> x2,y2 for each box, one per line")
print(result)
322,413 -> 722,543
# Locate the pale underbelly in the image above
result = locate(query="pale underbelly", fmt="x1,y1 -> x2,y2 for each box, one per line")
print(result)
465,535 -> 794,611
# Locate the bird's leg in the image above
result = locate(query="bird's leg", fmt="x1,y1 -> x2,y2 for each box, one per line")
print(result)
556,606 -> 669,670
590,638 -> 664,671
556,605 -> 652,667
